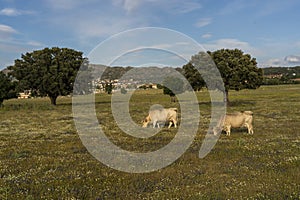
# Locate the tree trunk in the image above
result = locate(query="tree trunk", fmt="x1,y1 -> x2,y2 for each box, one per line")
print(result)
170,95 -> 176,103
50,96 -> 57,105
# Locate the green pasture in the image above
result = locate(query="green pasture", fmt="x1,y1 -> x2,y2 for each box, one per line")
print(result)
0,85 -> 299,199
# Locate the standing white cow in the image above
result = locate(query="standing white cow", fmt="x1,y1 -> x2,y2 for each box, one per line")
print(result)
213,111 -> 254,136
142,108 -> 178,128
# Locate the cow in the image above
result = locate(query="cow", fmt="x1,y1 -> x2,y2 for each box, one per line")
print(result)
213,111 -> 253,136
142,108 -> 178,128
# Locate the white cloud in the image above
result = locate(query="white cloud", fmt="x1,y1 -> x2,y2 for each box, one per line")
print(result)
0,8 -> 21,16
0,39 -> 44,68
45,0 -> 98,10
202,38 -> 269,66
219,0 -> 254,15
204,38 -> 248,49
122,0 -> 141,13
203,38 -> 260,55
26,41 -> 44,47
113,0 -> 202,14
100,0 -> 143,14
260,58 -> 283,67
284,55 -> 300,64
0,24 -> 17,34
0,8 -> 35,16
0,24 -> 17,39
0,38 -> 43,50
259,55 -> 300,68
195,18 -> 212,28
201,33 -> 212,39
45,2 -> 150,42
45,0 -> 203,44
172,1 -> 202,14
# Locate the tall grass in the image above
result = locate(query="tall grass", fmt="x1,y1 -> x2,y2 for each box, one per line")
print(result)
0,85 -> 299,199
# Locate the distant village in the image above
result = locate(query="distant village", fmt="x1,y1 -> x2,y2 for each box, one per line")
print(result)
91,78 -> 159,94
18,79 -> 159,99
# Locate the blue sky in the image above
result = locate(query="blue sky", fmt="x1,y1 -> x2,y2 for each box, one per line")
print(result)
1,0 -> 300,69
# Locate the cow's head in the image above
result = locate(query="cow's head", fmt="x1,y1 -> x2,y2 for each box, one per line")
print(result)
142,116 -> 150,127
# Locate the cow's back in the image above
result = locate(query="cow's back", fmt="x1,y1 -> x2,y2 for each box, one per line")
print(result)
224,113 -> 245,127
149,109 -> 167,121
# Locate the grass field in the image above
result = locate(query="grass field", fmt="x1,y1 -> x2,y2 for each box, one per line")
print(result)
0,85 -> 299,199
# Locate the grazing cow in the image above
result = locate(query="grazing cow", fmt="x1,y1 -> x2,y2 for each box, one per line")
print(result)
213,111 -> 253,136
142,108 -> 178,128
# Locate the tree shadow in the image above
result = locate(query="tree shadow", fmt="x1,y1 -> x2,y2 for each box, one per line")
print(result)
227,100 -> 256,107
57,100 -> 112,107
198,101 -> 212,106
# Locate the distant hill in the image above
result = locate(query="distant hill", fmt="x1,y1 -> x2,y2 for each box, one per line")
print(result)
89,65 -> 300,85
90,65 -> 183,83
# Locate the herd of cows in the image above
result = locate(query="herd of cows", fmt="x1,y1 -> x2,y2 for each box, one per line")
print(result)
142,108 -> 254,136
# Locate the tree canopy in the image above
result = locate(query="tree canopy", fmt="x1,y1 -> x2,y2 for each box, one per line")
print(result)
182,62 -> 206,91
9,47 -> 84,105
184,49 -> 263,103
162,76 -> 185,102
0,71 -> 16,106
104,83 -> 113,94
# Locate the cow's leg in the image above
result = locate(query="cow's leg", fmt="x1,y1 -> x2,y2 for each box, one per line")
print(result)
245,123 -> 253,134
212,127 -> 218,135
153,120 -> 157,128
225,126 -> 231,136
244,123 -> 249,134
173,119 -> 177,128
168,121 -> 172,128
249,124 -> 254,134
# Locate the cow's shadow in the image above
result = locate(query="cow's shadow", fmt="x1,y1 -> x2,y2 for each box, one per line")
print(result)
220,127 -> 250,135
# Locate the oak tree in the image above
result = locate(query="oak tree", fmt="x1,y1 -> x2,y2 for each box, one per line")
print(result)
9,47 -> 84,105
162,76 -> 185,102
208,49 -> 263,103
184,49 -> 263,103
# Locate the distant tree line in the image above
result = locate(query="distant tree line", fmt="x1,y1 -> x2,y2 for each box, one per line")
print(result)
100,66 -> 133,80
263,66 -> 300,77
1,46 -> 298,106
